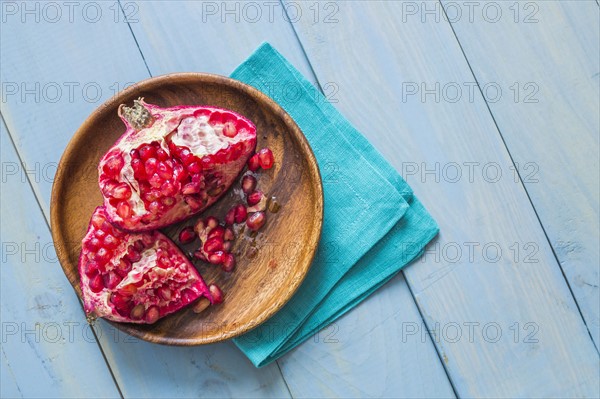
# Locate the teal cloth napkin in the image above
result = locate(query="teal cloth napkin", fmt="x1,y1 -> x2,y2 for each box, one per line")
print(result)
231,43 -> 438,367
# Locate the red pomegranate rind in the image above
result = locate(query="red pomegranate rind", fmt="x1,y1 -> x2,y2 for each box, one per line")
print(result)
98,98 -> 257,231
78,207 -> 215,324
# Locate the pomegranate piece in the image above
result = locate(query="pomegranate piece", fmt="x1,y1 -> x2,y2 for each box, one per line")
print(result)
78,207 -> 220,324
98,98 -> 257,231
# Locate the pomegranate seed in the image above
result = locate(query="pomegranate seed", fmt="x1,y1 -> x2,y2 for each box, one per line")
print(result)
116,201 -> 132,219
130,304 -> 145,319
207,226 -> 225,240
104,271 -> 121,289
223,121 -> 237,137
83,261 -> 99,278
209,284 -> 223,304
157,162 -> 173,180
241,175 -> 257,194
184,195 -> 203,210
182,182 -> 200,195
156,148 -> 169,161
193,250 -> 207,262
145,158 -> 158,176
208,251 -> 224,265
145,306 -> 160,324
258,148 -> 274,169
234,204 -> 247,223
201,156 -> 214,170
223,241 -> 232,252
95,248 -> 111,264
102,179 -> 119,196
224,207 -> 235,225
157,287 -> 172,301
139,145 -> 156,160
194,219 -> 205,235
103,155 -> 124,176
144,189 -> 161,202
173,164 -> 188,182
95,229 -> 106,240
179,226 -> 196,244
161,196 -> 176,207
86,237 -> 101,251
120,284 -> 138,296
148,201 -> 162,214
204,237 -> 224,253
111,293 -> 130,310
224,228 -> 235,241
247,154 -> 260,171
103,234 -> 119,249
89,274 -> 105,293
160,181 -> 177,196
247,191 -> 263,206
112,183 -> 132,199
222,253 -> 236,272
90,214 -> 105,229
206,217 -> 219,229
157,255 -> 172,268
149,173 -> 163,188
180,288 -> 195,304
134,239 -> 145,251
187,162 -> 201,174
193,297 -> 211,313
127,248 -> 142,263
129,149 -> 140,159
246,211 -> 266,231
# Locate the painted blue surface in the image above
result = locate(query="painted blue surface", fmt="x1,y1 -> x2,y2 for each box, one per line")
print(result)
1,1 -> 598,398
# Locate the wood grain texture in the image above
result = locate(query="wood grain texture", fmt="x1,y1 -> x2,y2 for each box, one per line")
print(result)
0,119 -> 121,398
0,4 -> 293,397
289,1 -> 600,397
442,0 -> 600,347
125,1 -> 456,397
51,73 -> 323,345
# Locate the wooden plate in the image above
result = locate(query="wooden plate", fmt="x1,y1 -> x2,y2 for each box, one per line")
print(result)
50,73 -> 323,345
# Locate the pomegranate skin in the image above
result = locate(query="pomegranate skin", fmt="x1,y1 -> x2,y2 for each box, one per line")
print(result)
98,98 -> 257,232
78,206 -> 218,324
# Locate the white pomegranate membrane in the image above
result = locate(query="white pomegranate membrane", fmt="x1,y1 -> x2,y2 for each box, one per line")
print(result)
98,99 -> 257,231
79,207 -> 216,324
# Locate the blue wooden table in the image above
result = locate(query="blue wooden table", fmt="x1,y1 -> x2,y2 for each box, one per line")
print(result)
1,1 -> 599,398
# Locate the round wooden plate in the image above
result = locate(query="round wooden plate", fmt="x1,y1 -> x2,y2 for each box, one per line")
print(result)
50,73 -> 323,345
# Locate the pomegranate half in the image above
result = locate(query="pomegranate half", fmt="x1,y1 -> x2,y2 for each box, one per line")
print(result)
79,207 -> 216,324
98,98 -> 257,231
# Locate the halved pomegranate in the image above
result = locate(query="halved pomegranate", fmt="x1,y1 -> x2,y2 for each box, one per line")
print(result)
78,207 -> 218,324
98,98 -> 257,231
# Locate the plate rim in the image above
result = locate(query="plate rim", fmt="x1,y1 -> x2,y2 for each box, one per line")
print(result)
50,72 -> 324,345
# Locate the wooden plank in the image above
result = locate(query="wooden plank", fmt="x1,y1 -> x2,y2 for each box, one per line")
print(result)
126,1 -> 455,397
288,1 -> 600,398
0,119 -> 121,398
0,3 -> 291,397
442,0 -> 600,347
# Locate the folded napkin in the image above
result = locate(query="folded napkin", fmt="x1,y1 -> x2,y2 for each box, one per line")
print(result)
231,43 -> 438,367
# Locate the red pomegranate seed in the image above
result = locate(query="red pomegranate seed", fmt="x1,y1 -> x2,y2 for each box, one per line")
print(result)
258,148 -> 274,169
224,207 -> 235,225
103,155 -> 124,176
103,234 -> 119,249
127,247 -> 142,263
204,237 -> 224,253
157,286 -> 172,301
178,226 -> 196,244
184,195 -> 203,210
247,191 -> 263,206
173,164 -> 187,182
224,228 -> 234,241
116,201 -> 132,219
83,261 -> 98,277
130,304 -> 145,320
193,250 -> 207,262
234,204 -> 247,223
130,149 -> 140,159
222,253 -> 236,272
246,211 -> 266,231
90,213 -> 105,229
187,161 -> 201,174
89,274 -> 105,293
156,148 -> 169,161
86,237 -> 101,251
182,182 -> 200,195
241,174 -> 257,194
157,162 -> 173,180
148,201 -> 162,214
223,121 -> 237,137
95,248 -> 111,264
206,217 -> 219,229
247,154 -> 260,171
160,181 -> 177,197
104,271 -> 121,289
208,251 -> 224,265
209,284 -> 223,304
222,241 -> 232,252
145,306 -> 160,324
139,145 -> 157,160
145,158 -> 158,176
149,173 -> 163,188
